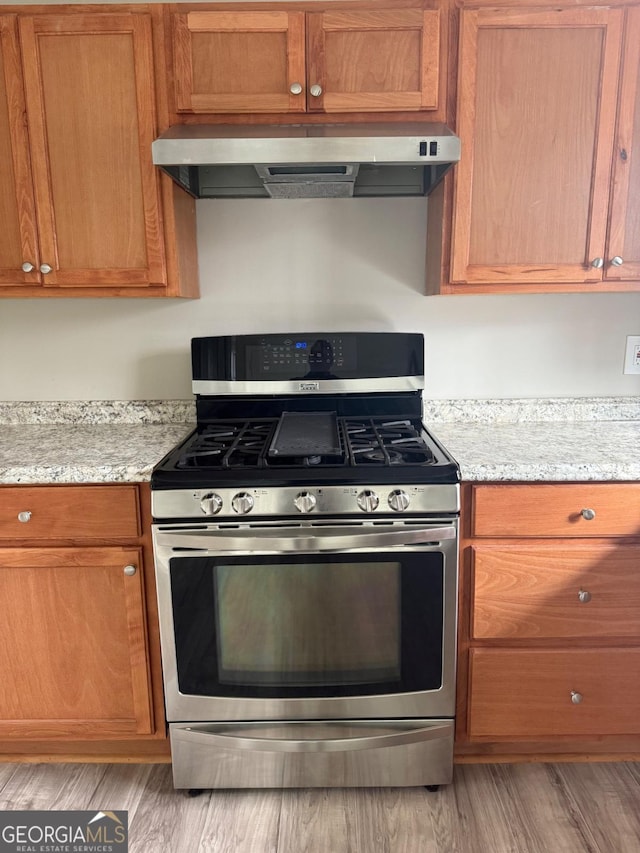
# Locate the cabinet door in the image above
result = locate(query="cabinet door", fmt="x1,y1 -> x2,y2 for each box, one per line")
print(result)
173,11 -> 306,114
0,547 -> 153,737
451,8 -> 623,288
606,7 -> 640,282
306,9 -> 440,113
0,16 -> 39,287
18,13 -> 165,290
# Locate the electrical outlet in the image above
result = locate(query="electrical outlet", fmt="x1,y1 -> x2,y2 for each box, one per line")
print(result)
623,336 -> 640,374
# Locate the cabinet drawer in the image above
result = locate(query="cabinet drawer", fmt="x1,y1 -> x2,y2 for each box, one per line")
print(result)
470,544 -> 640,639
471,484 -> 640,537
0,486 -> 140,540
468,648 -> 640,738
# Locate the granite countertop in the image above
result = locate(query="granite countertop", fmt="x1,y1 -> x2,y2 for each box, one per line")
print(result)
431,420 -> 640,482
0,402 -> 195,484
0,398 -> 638,484
0,423 -> 194,484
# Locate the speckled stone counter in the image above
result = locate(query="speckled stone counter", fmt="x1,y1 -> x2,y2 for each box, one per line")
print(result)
0,423 -> 194,484
0,398 -> 638,484
425,396 -> 640,482
431,420 -> 640,482
0,403 -> 195,484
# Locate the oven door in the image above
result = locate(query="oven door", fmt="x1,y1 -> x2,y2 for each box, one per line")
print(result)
153,519 -> 458,721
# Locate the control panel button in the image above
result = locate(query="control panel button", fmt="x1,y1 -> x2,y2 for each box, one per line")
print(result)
231,492 -> 254,515
388,489 -> 411,512
357,489 -> 379,512
294,491 -> 317,513
200,493 -> 223,515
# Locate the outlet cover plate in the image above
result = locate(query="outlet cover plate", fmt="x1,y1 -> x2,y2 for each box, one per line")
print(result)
623,336 -> 640,374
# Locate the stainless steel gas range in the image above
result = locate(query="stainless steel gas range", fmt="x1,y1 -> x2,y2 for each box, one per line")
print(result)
151,333 -> 460,790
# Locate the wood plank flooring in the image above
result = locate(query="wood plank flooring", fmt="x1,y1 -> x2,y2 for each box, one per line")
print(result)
0,762 -> 638,852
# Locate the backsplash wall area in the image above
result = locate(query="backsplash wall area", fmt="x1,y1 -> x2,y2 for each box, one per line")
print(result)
1,199 -> 639,402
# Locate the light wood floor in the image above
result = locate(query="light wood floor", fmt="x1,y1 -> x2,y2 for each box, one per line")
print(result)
0,762 -> 638,852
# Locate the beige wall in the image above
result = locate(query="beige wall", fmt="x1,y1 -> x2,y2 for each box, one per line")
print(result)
1,199 -> 639,401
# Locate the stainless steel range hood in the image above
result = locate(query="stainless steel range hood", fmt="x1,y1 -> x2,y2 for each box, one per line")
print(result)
152,123 -> 460,199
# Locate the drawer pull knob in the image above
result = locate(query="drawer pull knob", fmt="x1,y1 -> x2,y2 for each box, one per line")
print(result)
571,691 -> 583,705
17,511 -> 32,523
581,508 -> 596,521
123,565 -> 137,576
289,82 -> 303,95
578,589 -> 592,603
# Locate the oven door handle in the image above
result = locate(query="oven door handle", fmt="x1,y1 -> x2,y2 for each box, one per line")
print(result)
172,722 -> 452,753
154,525 -> 456,553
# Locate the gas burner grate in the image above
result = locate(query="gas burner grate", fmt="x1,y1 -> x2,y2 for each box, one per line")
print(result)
176,421 -> 276,469
174,417 -> 436,471
344,418 -> 435,466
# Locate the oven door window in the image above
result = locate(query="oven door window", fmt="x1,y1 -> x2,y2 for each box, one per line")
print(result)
170,552 -> 444,698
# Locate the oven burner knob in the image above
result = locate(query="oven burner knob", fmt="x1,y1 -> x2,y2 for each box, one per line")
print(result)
231,492 -> 254,515
294,491 -> 317,513
200,492 -> 223,515
357,489 -> 379,512
388,489 -> 411,512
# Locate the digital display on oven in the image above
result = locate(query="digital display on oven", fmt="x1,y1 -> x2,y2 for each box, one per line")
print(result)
248,336 -> 357,378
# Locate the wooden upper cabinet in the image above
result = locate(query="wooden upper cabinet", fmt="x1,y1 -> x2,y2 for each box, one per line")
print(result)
174,10 -> 306,114
0,17 -> 39,287
449,7 -> 627,292
171,5 -> 440,115
16,13 -> 165,291
306,9 -> 439,113
606,6 -> 640,283
0,10 -> 198,297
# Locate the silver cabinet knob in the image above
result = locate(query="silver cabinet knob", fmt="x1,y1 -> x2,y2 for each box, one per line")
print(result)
124,565 -> 137,576
357,489 -> 379,513
590,257 -> 604,269
610,256 -> 624,266
294,491 -> 317,513
231,492 -> 254,515
40,264 -> 52,274
578,589 -> 592,603
21,262 -> 35,273
200,492 -> 223,515
571,691 -> 583,705
581,508 -> 596,521
388,489 -> 410,512
310,84 -> 322,97
289,82 -> 303,95
17,511 -> 32,523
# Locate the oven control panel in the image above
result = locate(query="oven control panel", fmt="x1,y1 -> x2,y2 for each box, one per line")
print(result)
154,484 -> 460,519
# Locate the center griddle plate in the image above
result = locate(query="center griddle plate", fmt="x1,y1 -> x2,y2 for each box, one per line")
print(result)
268,411 -> 342,458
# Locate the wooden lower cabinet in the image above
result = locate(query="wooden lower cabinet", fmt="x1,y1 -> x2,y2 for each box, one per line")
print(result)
0,546 -> 153,738
456,483 -> 640,761
0,484 -> 169,760
468,648 -> 640,739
